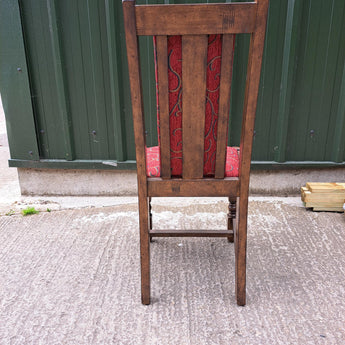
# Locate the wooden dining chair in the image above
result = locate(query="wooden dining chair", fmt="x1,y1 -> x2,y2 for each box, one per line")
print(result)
122,0 -> 269,305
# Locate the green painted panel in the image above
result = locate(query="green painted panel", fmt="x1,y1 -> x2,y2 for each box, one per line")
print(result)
0,0 -> 39,160
19,0 -> 134,160
250,0 -> 287,161
1,0 -> 345,168
287,0 -> 345,162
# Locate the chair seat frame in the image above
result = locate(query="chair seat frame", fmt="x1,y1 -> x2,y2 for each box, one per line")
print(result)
123,0 -> 269,306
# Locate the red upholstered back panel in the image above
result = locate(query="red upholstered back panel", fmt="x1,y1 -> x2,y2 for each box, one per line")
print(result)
204,34 -> 223,176
154,35 -> 225,177
167,35 -> 183,176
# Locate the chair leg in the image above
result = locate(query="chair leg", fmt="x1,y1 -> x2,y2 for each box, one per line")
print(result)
138,194 -> 150,305
149,197 -> 154,242
227,198 -> 236,243
235,196 -> 247,306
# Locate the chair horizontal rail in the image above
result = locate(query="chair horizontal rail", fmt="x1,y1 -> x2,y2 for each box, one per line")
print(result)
150,229 -> 234,237
135,3 -> 257,35
147,177 -> 240,197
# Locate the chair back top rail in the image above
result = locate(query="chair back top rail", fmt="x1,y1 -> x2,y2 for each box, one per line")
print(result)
135,3 -> 258,35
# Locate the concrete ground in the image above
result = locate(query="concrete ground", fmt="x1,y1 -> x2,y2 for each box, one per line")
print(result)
1,98 -> 345,344
1,198 -> 345,345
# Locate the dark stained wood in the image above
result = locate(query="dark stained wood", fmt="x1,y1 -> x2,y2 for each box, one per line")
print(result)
227,198 -> 236,242
135,3 -> 257,35
150,230 -> 233,237
156,36 -> 171,178
149,197 -> 154,242
149,196 -> 152,229
123,0 -> 269,306
236,0 -> 269,307
215,34 -> 235,179
122,0 -> 150,305
147,177 -> 239,197
182,35 -> 208,179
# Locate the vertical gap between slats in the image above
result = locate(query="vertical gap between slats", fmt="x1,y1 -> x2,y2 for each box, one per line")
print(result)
156,35 -> 171,178
182,35 -> 208,179
215,34 -> 235,178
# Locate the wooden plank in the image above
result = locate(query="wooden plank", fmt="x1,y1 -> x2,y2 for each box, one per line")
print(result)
150,230 -> 233,237
156,35 -> 171,178
135,3 -> 257,35
122,0 -> 150,305
303,193 -> 345,203
301,186 -> 308,201
312,207 -> 344,212
302,181 -> 345,210
305,201 -> 345,208
301,189 -> 308,201
236,0 -> 269,307
182,35 -> 208,179
215,34 -> 235,178
147,177 -> 239,197
123,0 -> 147,180
306,182 -> 345,193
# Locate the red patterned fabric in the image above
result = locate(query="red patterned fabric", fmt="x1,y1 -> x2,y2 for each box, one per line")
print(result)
146,146 -> 239,178
204,34 -> 222,176
154,35 -> 235,178
153,36 -> 160,147
167,35 -> 183,176
146,146 -> 161,177
224,147 -> 240,177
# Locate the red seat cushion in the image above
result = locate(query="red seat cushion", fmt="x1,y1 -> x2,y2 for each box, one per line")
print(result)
146,146 -> 240,178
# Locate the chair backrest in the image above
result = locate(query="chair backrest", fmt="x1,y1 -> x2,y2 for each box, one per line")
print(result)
123,0 -> 269,182
154,34 -> 234,178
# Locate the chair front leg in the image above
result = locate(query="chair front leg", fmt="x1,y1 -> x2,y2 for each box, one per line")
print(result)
149,197 -> 154,242
235,196 -> 247,306
227,198 -> 236,243
138,194 -> 151,305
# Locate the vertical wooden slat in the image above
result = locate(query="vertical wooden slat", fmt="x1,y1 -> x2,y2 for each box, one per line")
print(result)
122,0 -> 150,305
237,0 -> 269,306
215,34 -> 235,179
156,35 -> 171,178
182,35 -> 208,179
47,0 -> 75,160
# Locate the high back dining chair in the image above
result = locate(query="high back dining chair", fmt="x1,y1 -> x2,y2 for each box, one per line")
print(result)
122,0 -> 269,305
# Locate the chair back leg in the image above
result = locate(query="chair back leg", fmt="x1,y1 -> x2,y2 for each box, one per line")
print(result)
235,196 -> 248,306
139,194 -> 150,305
227,198 -> 236,243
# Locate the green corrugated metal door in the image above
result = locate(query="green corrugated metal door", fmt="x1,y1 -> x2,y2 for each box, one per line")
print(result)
1,0 -> 345,169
